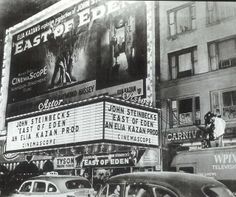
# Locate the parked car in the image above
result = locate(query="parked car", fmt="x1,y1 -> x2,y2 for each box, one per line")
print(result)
11,172 -> 95,197
96,171 -> 234,197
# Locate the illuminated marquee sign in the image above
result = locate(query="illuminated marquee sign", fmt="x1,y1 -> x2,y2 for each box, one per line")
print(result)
6,98 -> 159,152
104,102 -> 159,146
6,102 -> 104,152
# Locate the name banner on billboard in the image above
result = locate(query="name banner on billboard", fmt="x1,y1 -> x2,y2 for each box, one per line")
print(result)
7,79 -> 143,117
8,0 -> 147,116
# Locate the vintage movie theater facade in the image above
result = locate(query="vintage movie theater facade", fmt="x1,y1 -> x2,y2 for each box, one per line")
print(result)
0,0 -> 159,180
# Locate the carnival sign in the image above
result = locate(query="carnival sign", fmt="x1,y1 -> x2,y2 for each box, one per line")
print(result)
167,129 -> 202,143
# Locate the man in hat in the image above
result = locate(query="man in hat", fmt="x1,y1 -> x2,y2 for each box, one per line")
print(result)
202,111 -> 215,147
204,111 -> 226,147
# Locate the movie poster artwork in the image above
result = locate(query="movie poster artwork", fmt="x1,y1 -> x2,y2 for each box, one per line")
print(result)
8,1 -> 147,103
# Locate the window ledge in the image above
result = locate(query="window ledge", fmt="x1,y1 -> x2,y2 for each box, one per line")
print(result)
167,124 -> 205,132
167,29 -> 196,41
161,66 -> 236,88
206,16 -> 236,28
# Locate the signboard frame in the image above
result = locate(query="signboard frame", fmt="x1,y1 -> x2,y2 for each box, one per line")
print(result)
0,0 -> 156,131
2,0 -> 157,118
6,96 -> 160,153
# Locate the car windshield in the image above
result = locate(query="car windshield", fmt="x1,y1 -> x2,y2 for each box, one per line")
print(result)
66,180 -> 91,189
203,186 -> 234,197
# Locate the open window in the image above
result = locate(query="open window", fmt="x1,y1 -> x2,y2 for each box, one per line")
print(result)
211,89 -> 236,120
168,2 -> 196,37
169,47 -> 197,79
206,2 -> 236,25
209,38 -> 236,70
171,96 -> 200,127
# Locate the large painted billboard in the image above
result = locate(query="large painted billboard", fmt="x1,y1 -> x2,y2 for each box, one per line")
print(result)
7,0 -> 148,117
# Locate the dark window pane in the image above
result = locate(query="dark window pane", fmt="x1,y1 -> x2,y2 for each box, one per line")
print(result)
223,92 -> 232,106
179,167 -> 194,173
66,180 -> 91,189
48,184 -> 57,192
195,97 -> 200,110
177,70 -> 192,78
108,184 -> 122,197
33,182 -> 46,192
20,182 -> 32,192
155,188 -> 176,197
179,98 -> 192,113
99,185 -> 108,197
203,186 -> 234,197
127,184 -> 154,197
232,91 -> 236,105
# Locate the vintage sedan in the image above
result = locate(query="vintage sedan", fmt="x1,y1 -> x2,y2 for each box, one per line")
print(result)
96,171 -> 234,197
11,172 -> 95,197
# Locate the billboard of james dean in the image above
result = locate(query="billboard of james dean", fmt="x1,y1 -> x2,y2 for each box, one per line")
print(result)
8,1 -> 147,103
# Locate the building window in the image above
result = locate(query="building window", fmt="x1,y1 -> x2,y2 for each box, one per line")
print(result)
206,2 -> 236,25
170,96 -> 200,128
211,89 -> 236,120
169,47 -> 197,79
168,2 -> 196,37
209,38 -> 236,70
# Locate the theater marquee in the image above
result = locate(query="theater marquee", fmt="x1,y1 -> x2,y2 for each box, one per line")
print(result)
6,97 -> 159,152
104,102 -> 159,145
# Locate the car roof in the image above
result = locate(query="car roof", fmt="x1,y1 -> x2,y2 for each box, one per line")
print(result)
108,172 -> 225,197
27,175 -> 91,192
